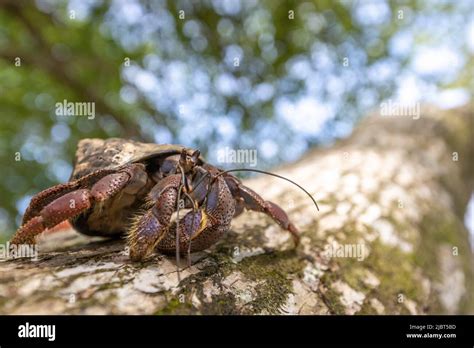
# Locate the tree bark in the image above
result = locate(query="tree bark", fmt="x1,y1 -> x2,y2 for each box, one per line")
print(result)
1,105 -> 473,315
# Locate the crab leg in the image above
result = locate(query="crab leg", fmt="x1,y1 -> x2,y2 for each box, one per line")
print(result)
12,190 -> 93,245
10,167 -> 138,245
127,174 -> 183,261
21,182 -> 80,226
20,168 -> 120,225
224,176 -> 300,245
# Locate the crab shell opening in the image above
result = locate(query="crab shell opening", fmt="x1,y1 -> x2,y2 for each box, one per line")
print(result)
70,138 -> 204,180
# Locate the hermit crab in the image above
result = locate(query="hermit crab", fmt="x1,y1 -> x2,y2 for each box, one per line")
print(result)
11,138 -> 318,265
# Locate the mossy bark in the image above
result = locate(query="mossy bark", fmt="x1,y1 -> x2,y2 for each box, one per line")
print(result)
0,105 -> 472,314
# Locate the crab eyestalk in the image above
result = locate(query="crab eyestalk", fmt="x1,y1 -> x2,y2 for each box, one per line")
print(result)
179,149 -> 200,173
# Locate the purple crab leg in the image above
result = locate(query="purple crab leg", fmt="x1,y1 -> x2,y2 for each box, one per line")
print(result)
127,174 -> 182,261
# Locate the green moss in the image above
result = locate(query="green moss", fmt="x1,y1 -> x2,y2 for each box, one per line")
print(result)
340,266 -> 369,292
413,213 -> 458,282
200,292 -> 239,315
357,299 -> 377,315
156,297 -> 194,315
318,237 -> 425,314
364,241 -> 424,313
320,202 -> 473,314
237,250 -> 301,314
413,210 -> 474,313
161,230 -> 306,315
318,282 -> 346,315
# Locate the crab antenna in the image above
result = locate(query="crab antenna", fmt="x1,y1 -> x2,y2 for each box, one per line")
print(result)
216,168 -> 319,212
189,167 -> 319,212
175,164 -> 187,283
182,191 -> 197,267
175,186 -> 182,282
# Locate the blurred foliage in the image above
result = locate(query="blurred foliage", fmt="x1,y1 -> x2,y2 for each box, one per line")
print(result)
0,0 -> 472,235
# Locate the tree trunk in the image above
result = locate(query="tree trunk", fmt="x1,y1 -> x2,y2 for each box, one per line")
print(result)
1,105 -> 473,315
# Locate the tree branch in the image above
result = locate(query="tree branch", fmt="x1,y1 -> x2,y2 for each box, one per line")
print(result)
0,105 -> 472,314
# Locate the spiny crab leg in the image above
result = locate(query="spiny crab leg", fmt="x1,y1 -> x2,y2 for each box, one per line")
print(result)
127,174 -> 182,262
